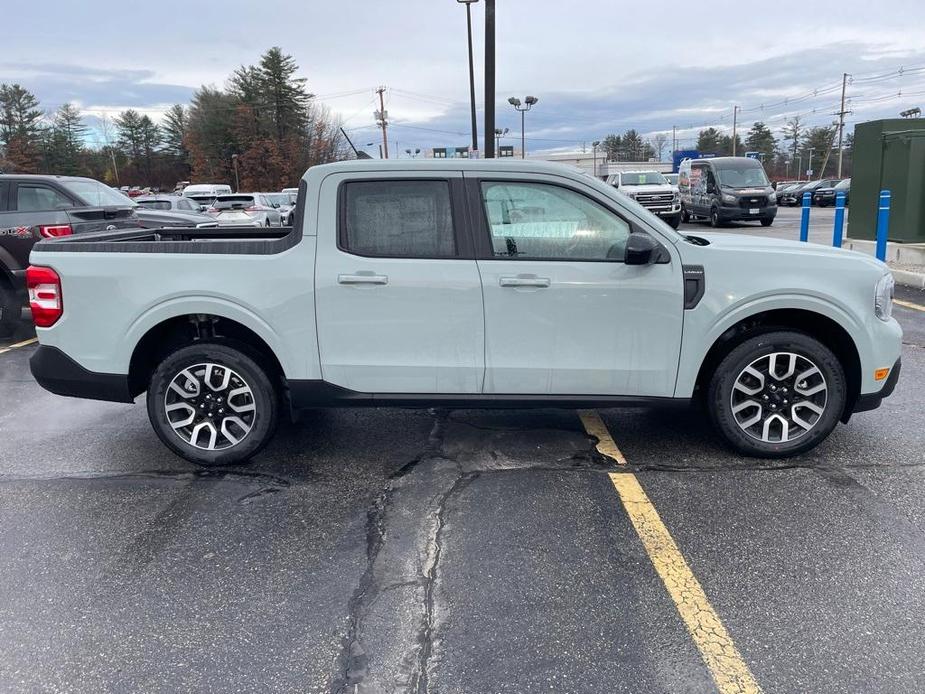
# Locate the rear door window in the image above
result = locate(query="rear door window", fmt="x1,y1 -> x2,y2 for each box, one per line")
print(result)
0,182 -> 8,212
340,180 -> 457,258
16,184 -> 75,212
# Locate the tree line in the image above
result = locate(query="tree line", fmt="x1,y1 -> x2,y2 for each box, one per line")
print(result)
694,118 -> 853,180
596,119 -> 853,181
0,47 -> 348,191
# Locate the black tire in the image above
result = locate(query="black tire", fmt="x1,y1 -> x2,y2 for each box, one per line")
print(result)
760,218 -> 774,227
709,207 -> 721,228
0,283 -> 20,338
666,214 -> 682,230
681,206 -> 690,223
146,342 -> 279,466
707,331 -> 846,458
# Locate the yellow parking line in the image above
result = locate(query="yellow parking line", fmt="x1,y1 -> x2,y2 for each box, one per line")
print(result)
894,298 -> 925,313
0,337 -> 37,355
579,410 -> 762,694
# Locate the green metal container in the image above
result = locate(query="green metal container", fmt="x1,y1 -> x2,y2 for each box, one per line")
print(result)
849,118 -> 925,242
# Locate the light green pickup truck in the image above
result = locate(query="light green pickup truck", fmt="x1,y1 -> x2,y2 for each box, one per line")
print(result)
27,160 -> 901,465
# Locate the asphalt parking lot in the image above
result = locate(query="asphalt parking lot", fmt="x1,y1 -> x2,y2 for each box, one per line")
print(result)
1,263 -> 924,692
679,203 -> 847,245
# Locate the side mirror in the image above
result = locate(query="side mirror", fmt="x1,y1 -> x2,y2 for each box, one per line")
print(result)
624,233 -> 659,265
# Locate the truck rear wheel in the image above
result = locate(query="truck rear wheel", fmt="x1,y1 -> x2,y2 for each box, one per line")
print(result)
707,331 -> 846,458
146,342 -> 279,466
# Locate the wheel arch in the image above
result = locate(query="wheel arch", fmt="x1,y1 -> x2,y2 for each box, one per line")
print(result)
128,313 -> 285,398
693,307 -> 862,420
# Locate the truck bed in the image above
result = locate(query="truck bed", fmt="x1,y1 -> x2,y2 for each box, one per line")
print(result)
33,225 -> 298,255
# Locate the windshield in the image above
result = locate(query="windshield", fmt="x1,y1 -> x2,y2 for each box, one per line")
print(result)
266,193 -> 289,206
61,178 -> 136,207
716,165 -> 770,188
620,172 -> 667,186
136,200 -> 172,211
835,179 -> 850,189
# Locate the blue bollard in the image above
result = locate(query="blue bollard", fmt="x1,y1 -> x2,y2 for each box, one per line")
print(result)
832,191 -> 846,247
799,191 -> 811,242
875,190 -> 891,262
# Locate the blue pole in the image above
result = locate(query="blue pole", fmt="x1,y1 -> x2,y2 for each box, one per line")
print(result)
875,190 -> 891,262
832,191 -> 846,247
799,191 -> 811,242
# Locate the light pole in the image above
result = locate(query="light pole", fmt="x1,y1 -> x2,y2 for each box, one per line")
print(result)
807,147 -> 816,179
404,148 -> 421,158
592,140 -> 600,179
508,96 -> 538,159
494,127 -> 508,152
231,153 -> 240,192
457,0 -> 479,157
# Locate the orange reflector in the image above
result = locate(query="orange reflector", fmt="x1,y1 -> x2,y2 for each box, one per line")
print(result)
874,368 -> 890,381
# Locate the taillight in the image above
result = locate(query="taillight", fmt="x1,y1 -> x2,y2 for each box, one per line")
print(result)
26,266 -> 63,327
207,207 -> 219,214
244,205 -> 260,213
38,224 -> 72,238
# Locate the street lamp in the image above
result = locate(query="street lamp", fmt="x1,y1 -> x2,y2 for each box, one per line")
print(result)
592,140 -> 601,179
494,127 -> 508,152
231,153 -> 240,193
807,147 -> 816,179
404,148 -> 421,158
508,95 -> 538,159
457,0 -> 479,157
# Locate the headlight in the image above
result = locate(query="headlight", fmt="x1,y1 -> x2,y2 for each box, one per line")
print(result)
767,190 -> 777,205
875,273 -> 895,321
721,193 -> 736,204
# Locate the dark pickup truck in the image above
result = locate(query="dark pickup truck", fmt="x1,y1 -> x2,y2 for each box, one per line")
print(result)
0,175 -> 138,336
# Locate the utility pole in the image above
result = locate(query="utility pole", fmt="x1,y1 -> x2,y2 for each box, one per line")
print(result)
458,0 -> 479,157
375,86 -> 389,159
731,105 -> 739,156
484,0 -> 496,158
836,72 -> 850,178
672,125 -> 677,155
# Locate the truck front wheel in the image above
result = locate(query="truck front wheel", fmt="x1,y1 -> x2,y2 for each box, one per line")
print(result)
147,342 -> 279,466
0,284 -> 20,338
707,330 -> 846,458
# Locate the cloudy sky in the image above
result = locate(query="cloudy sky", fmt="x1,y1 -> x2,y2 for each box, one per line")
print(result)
3,0 -> 925,155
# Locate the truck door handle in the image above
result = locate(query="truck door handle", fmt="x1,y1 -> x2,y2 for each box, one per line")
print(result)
499,276 -> 550,288
338,273 -> 389,285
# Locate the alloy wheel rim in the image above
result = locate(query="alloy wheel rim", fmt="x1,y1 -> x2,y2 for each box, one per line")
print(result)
164,363 -> 256,450
730,351 -> 827,444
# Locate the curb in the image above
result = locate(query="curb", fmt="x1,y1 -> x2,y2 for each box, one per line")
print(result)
892,268 -> 925,289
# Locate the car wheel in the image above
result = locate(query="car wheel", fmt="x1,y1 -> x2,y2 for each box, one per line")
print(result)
707,330 -> 846,458
667,214 -> 682,230
709,207 -> 721,228
147,342 -> 279,466
0,283 -> 20,338
681,206 -> 690,223
760,218 -> 774,227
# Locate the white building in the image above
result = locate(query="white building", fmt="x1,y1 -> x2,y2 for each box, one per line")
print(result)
526,151 -> 672,178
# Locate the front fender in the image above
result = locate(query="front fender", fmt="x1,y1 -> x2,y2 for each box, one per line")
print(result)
675,292 -> 867,398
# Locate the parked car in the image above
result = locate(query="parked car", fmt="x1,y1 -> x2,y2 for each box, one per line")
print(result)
182,183 -> 233,209
679,156 -> 777,227
0,174 -> 139,336
606,170 -> 681,229
813,178 -> 851,207
134,195 -> 219,228
779,179 -> 838,206
774,182 -> 802,204
263,192 -> 296,225
28,160 -> 901,465
206,194 -> 283,227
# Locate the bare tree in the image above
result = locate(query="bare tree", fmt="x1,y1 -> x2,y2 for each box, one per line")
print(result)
652,133 -> 668,161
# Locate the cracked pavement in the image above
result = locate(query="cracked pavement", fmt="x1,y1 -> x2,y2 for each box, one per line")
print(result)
0,288 -> 924,692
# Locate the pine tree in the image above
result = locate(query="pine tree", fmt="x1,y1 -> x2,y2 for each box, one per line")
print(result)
696,127 -> 723,154
0,83 -> 43,172
51,103 -> 86,175
744,122 -> 776,162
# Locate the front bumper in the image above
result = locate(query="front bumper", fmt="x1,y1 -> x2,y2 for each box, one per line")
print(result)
30,345 -> 134,403
852,358 -> 901,414
717,205 -> 777,222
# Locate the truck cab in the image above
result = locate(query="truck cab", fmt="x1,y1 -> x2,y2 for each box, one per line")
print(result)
606,170 -> 681,228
